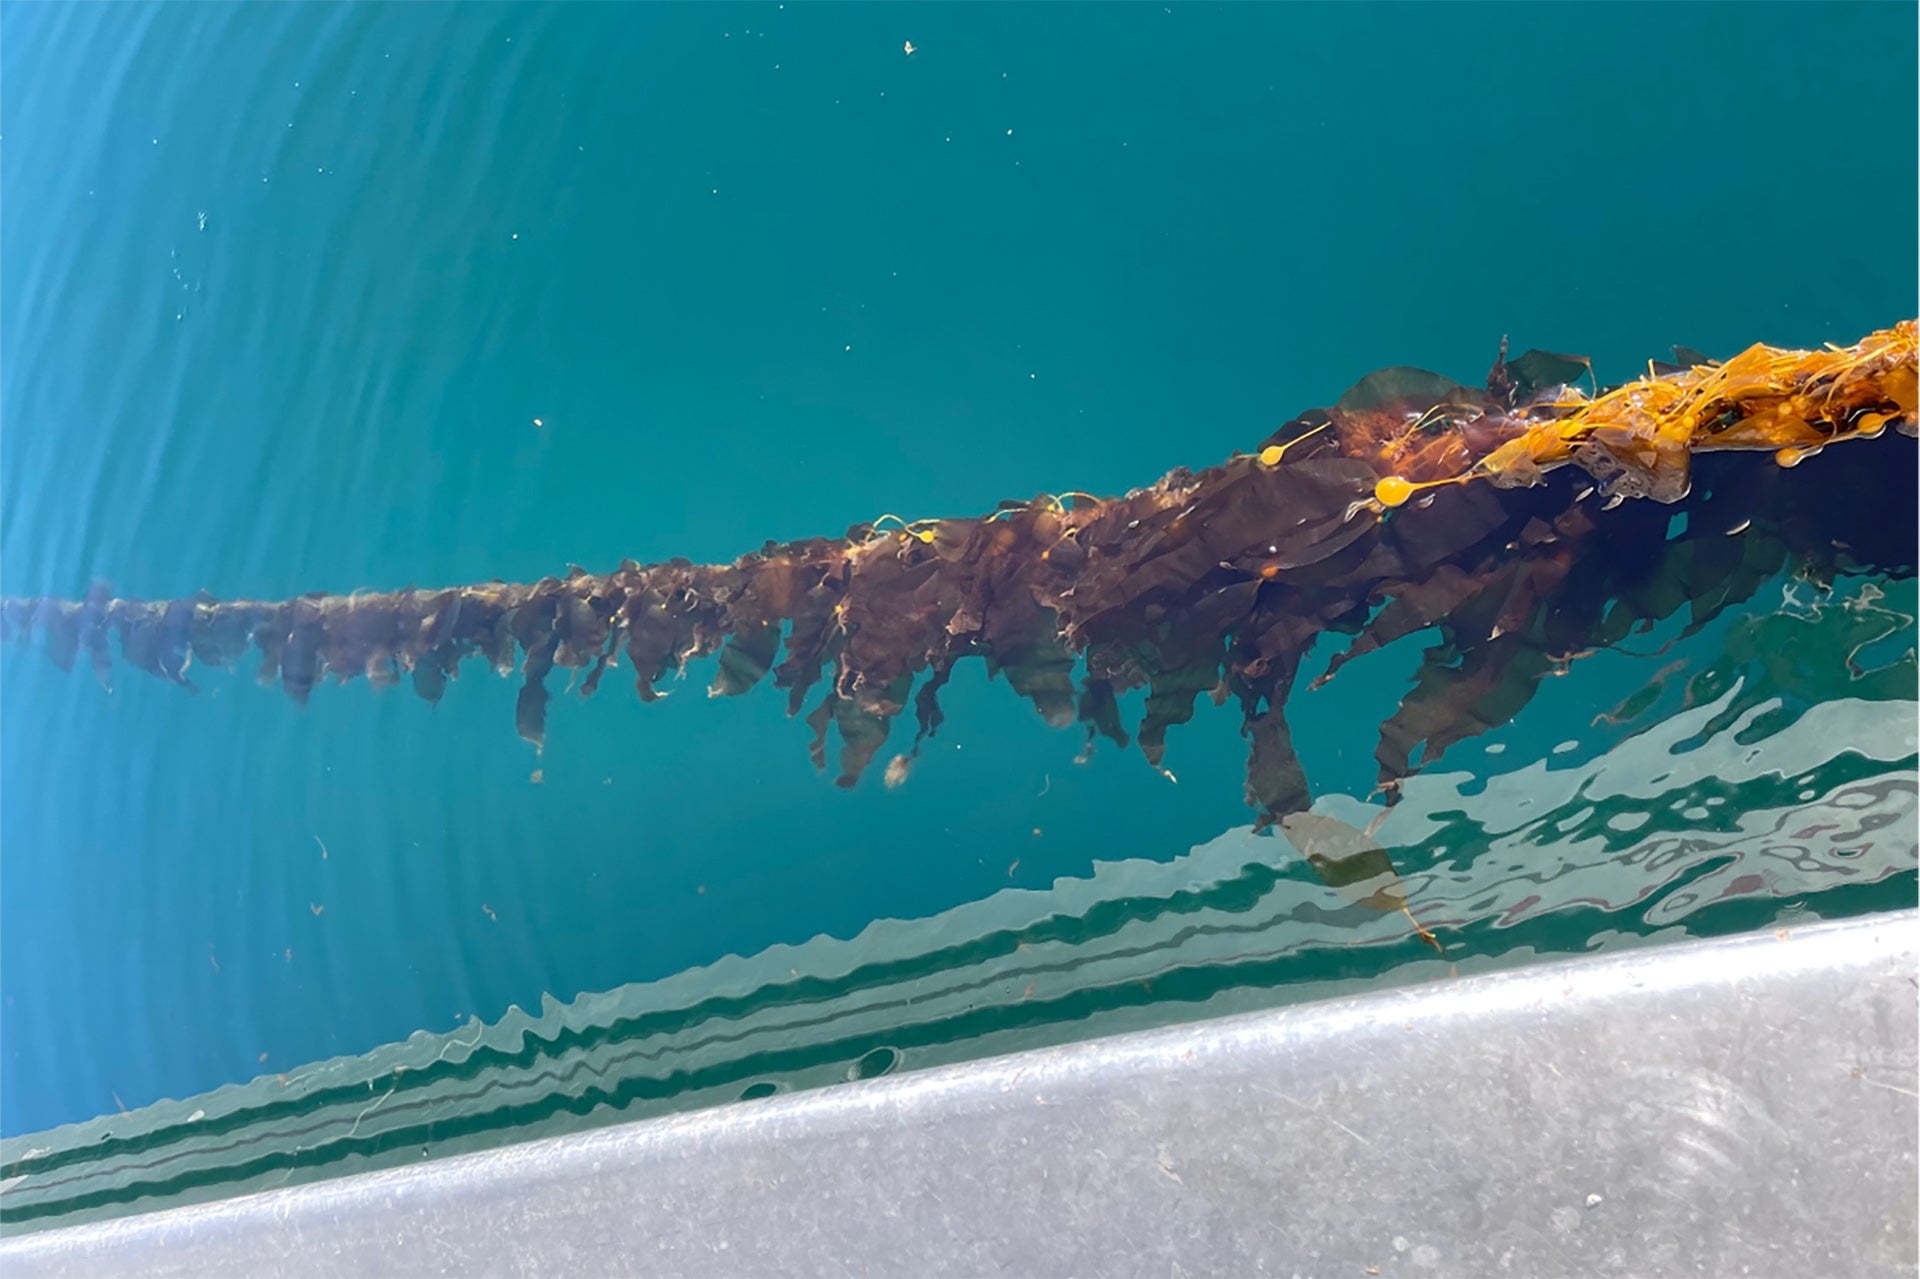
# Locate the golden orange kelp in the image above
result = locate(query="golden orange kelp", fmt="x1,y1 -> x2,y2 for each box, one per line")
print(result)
1366,320 -> 1916,506
4,322 -> 1914,826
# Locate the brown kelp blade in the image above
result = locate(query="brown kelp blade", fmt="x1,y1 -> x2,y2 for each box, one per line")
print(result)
1278,811 -> 1445,954
3,323 -> 1913,827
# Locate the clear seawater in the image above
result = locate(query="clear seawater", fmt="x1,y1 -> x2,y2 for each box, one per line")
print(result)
0,0 -> 1914,1199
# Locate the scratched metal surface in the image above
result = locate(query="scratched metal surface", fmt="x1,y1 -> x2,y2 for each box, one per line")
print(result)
2,909 -> 1913,1278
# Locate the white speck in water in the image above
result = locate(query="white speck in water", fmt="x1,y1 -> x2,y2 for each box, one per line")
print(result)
844,345 -> 852,352
1551,739 -> 1579,754
511,232 -> 519,240
1006,128 -> 1013,136
151,137 -> 158,144
197,211 -> 207,231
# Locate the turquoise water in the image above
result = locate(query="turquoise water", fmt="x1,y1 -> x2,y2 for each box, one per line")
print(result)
1,0 -> 1914,1150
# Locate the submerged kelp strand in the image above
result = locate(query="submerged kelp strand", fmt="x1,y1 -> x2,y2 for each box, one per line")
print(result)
4,322 -> 1914,826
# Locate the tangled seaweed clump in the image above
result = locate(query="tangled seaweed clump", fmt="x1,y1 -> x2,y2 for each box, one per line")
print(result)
3,322 -> 1914,828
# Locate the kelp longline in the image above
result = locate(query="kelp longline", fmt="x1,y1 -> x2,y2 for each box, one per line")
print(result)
4,321 -> 1915,829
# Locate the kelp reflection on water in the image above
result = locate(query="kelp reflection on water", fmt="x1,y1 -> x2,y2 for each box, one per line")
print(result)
3,580 -> 1910,1228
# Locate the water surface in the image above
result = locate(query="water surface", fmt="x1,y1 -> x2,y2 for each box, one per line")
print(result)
1,1 -> 1914,1150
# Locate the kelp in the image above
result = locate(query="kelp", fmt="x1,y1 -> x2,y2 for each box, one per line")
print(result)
3,322 -> 1914,828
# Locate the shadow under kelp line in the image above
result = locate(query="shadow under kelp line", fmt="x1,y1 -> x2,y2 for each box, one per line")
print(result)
3,323 -> 1914,829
